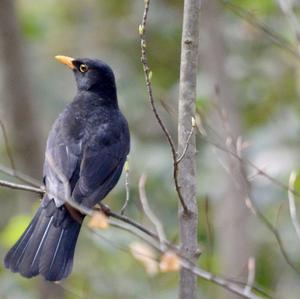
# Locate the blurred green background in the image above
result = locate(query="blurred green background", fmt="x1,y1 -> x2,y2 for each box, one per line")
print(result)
0,0 -> 300,298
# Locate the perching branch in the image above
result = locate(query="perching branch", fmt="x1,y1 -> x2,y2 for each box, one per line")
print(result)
0,178 -> 43,195
0,173 -> 267,299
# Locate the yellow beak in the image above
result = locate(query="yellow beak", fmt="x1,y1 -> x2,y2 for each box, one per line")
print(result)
55,55 -> 75,69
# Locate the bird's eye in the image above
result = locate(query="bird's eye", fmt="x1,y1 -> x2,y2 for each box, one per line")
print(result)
79,64 -> 88,73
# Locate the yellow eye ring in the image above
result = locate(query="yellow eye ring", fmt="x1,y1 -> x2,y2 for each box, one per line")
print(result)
79,64 -> 88,73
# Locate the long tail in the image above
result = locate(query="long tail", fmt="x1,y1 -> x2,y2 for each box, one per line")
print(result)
4,199 -> 82,281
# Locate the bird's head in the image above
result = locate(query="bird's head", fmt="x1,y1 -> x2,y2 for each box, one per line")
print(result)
55,55 -> 117,100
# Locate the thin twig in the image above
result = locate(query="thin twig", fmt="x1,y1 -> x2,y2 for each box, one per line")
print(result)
278,0 -> 300,54
197,121 -> 299,196
139,0 -> 188,213
0,162 -> 41,187
198,97 -> 300,276
223,1 -> 300,60
101,203 -> 157,240
203,128 -> 300,274
0,178 -> 43,194
113,221 -> 263,299
180,259 -> 262,299
244,257 -> 256,296
204,196 -> 213,271
0,174 -> 267,298
0,119 -> 16,171
288,171 -> 300,241
138,173 -> 167,251
0,120 -> 41,187
109,210 -> 264,299
120,159 -> 130,214
203,85 -> 299,283
176,118 -> 195,163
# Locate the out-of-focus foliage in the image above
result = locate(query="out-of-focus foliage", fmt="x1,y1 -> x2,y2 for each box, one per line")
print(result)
0,0 -> 300,298
0,214 -> 31,248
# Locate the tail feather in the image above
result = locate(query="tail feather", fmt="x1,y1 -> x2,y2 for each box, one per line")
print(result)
4,201 -> 82,281
17,213 -> 55,278
39,219 -> 81,280
4,209 -> 41,273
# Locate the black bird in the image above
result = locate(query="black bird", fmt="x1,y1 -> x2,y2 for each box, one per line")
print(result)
4,55 -> 130,281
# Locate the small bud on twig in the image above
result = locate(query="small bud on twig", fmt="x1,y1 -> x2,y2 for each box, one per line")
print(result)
139,24 -> 144,35
191,116 -> 196,127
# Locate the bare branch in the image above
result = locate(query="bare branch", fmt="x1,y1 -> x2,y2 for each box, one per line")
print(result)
288,171 -> 300,241
120,159 -> 130,214
139,0 -> 188,213
138,174 -> 167,251
179,259 -> 262,299
177,0 -> 201,298
0,162 -> 41,187
176,117 -> 195,164
0,173 -> 268,298
223,1 -> 300,60
197,116 -> 300,275
0,119 -> 16,171
278,0 -> 300,54
244,257 -> 256,296
0,178 -> 43,194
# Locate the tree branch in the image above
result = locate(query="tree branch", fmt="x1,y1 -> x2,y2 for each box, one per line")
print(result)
138,173 -> 167,250
177,0 -> 201,299
139,0 -> 188,213
0,178 -> 44,194
0,119 -> 16,172
288,171 -> 300,241
0,174 -> 267,298
197,112 -> 300,275
120,159 -> 130,214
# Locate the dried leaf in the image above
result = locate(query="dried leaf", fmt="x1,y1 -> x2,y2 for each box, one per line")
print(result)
129,242 -> 158,276
159,251 -> 181,272
88,211 -> 109,229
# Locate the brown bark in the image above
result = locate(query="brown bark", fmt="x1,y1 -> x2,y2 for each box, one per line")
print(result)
178,0 -> 201,298
201,1 -> 252,298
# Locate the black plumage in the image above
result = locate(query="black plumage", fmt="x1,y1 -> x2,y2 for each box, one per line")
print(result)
4,56 -> 130,281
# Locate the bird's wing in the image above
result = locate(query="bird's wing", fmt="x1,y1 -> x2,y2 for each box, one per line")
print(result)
43,139 -> 82,207
72,131 -> 127,208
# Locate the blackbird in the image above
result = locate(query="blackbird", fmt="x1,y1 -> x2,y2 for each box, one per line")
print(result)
4,55 -> 130,281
